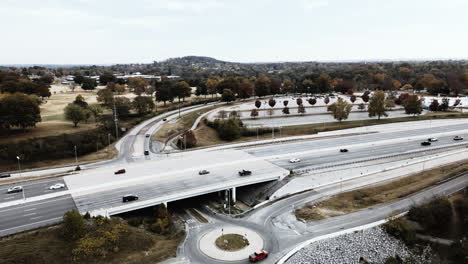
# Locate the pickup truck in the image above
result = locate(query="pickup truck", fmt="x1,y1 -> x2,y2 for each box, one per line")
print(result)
238,170 -> 252,176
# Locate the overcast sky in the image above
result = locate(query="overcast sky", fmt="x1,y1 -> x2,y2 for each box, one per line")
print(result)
1,0 -> 467,64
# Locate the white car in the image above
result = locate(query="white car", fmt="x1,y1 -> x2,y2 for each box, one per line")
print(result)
428,138 -> 438,142
7,186 -> 23,194
49,183 -> 65,190
289,158 -> 301,163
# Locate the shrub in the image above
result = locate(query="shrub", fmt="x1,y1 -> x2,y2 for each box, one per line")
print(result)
408,197 -> 452,233
383,217 -> 416,245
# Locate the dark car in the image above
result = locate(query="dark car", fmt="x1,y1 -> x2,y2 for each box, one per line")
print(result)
144,150 -> 149,155
454,136 -> 464,141
122,194 -> 138,203
249,250 -> 268,262
114,169 -> 126,175
239,170 -> 252,176
421,141 -> 431,146
340,149 -> 348,152
162,118 -> 167,121
199,170 -> 210,175
0,173 -> 11,178
145,134 -> 150,138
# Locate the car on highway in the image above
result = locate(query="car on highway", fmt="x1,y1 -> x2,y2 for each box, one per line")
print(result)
7,186 -> 23,194
421,141 -> 431,146
428,138 -> 438,142
0,173 -> 11,178
163,118 -> 167,121
249,250 -> 268,262
114,169 -> 126,175
454,136 -> 464,141
289,158 -> 301,163
340,149 -> 348,152
199,170 -> 210,175
49,183 -> 65,190
239,170 -> 252,176
145,134 -> 150,138
122,194 -> 138,203
144,150 -> 149,155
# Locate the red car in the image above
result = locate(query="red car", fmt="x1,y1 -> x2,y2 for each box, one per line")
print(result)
114,169 -> 126,175
249,250 -> 268,262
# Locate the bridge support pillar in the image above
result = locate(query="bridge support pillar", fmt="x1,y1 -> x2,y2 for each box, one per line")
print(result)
231,187 -> 236,203
163,202 -> 168,210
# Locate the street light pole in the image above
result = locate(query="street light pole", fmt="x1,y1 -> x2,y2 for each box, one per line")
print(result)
107,133 -> 111,152
16,156 -> 22,177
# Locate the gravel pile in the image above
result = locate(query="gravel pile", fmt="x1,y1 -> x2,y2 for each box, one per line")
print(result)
287,227 -> 432,264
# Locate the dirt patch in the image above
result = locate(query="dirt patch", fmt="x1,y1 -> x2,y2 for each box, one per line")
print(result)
296,159 -> 468,222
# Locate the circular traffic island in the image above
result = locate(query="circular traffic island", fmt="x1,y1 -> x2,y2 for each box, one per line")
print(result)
199,226 -> 264,261
215,233 -> 250,251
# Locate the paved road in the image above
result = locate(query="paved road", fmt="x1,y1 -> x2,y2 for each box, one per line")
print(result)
0,178 -> 68,203
177,173 -> 468,264
0,195 -> 76,237
245,122 -> 468,157
270,134 -> 468,170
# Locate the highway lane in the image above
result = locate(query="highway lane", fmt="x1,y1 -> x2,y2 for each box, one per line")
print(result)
270,134 -> 468,170
0,195 -> 76,237
245,122 -> 468,157
0,178 -> 68,203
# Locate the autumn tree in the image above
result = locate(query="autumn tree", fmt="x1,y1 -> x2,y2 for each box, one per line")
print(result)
368,90 -> 388,120
99,72 -> 116,85
250,108 -> 259,119
327,97 -> 352,122
128,77 -> 149,95
97,88 -> 114,107
268,98 -> 276,108
308,98 -> 317,105
298,104 -> 306,115
403,95 -> 423,116
350,95 -> 356,103
283,100 -> 289,107
385,99 -> 396,109
73,94 -> 88,108
282,107 -> 290,115
296,98 -> 303,106
0,93 -> 42,129
81,78 -> 97,90
62,209 -> 86,242
221,89 -> 236,103
282,79 -> 294,94
65,103 -> 87,127
132,96 -> 155,115
155,80 -> 174,106
361,93 -> 370,103
429,100 -> 439,112
324,96 -> 330,105
217,77 -> 240,95
205,78 -> 219,98
238,78 -> 253,99
358,103 -> 366,110
255,75 -> 271,97
174,80 -> 191,102
255,100 -> 261,109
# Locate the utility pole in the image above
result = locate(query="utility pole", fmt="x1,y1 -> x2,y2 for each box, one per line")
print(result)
74,145 -> 78,166
113,95 -> 119,139
107,133 -> 111,152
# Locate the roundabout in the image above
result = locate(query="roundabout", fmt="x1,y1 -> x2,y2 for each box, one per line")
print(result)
199,226 -> 264,261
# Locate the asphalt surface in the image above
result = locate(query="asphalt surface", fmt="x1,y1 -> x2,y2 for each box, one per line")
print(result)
0,195 -> 76,237
270,134 -> 468,170
0,178 -> 68,203
72,162 -> 284,214
245,122 -> 468,157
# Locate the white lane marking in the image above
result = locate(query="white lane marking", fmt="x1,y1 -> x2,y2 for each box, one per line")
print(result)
23,212 -> 36,216
3,196 -> 16,200
0,217 -> 62,233
24,208 -> 36,212
31,216 -> 43,220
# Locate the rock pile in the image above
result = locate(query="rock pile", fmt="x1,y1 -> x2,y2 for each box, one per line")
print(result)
287,227 -> 431,264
